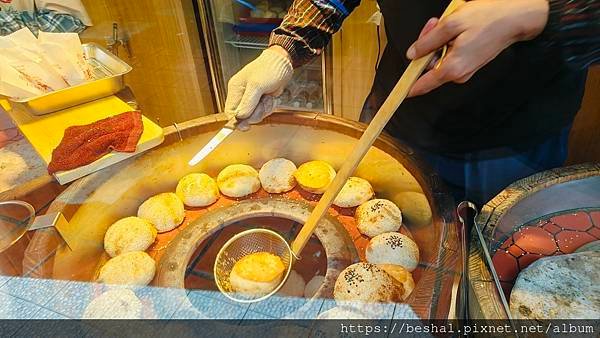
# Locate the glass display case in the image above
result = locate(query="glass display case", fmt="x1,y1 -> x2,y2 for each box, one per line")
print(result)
197,0 -> 331,114
2,0 -> 599,330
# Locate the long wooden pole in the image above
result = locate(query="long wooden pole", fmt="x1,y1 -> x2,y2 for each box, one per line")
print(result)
291,0 -> 466,257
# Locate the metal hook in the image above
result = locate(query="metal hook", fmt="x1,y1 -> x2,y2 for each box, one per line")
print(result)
291,250 -> 301,261
173,122 -> 183,142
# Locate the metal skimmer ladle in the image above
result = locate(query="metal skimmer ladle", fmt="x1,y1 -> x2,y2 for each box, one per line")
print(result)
214,0 -> 467,303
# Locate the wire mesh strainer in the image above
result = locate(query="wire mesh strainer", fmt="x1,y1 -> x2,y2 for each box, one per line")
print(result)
214,228 -> 293,303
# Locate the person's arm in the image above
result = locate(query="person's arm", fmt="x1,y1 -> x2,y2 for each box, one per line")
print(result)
225,0 -> 360,128
269,0 -> 362,67
406,0 -> 599,97
542,0 -> 600,68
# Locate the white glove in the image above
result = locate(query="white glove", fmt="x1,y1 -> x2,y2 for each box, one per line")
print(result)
224,47 -> 293,130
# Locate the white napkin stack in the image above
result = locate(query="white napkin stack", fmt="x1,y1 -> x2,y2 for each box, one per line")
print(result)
0,28 -> 93,100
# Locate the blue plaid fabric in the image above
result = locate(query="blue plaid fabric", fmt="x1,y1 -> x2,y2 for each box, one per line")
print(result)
0,8 -> 86,36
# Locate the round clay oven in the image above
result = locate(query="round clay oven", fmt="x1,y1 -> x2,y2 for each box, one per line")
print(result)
23,113 -> 461,319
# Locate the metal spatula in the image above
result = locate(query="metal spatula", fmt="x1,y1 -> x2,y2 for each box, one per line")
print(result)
214,0 -> 466,303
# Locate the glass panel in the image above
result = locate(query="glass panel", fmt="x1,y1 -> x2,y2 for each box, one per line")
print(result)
204,0 -> 324,113
0,201 -> 35,254
78,0 -> 216,126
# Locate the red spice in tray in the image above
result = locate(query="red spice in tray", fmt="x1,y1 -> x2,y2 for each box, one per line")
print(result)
47,111 -> 143,174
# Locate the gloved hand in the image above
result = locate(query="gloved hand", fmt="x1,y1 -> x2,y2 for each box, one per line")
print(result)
224,46 -> 294,130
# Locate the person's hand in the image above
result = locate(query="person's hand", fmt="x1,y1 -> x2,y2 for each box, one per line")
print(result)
406,0 -> 550,97
225,45 -> 294,130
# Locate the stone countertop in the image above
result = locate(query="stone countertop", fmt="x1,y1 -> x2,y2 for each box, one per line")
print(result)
0,274 -> 416,322
0,110 -> 48,194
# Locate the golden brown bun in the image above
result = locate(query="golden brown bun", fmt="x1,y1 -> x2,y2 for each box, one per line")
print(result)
137,193 -> 185,233
333,177 -> 374,208
97,251 -> 156,286
259,158 -> 297,193
377,264 -> 415,300
355,199 -> 402,238
294,160 -> 336,194
217,164 -> 261,198
104,217 -> 157,257
176,173 -> 219,207
229,252 -> 286,296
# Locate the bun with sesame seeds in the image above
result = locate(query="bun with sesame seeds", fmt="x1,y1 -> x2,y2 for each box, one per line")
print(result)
355,199 -> 402,238
366,233 -> 420,272
333,262 -> 403,303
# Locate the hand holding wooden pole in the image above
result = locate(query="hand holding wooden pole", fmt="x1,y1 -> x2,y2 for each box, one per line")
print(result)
291,0 -> 466,257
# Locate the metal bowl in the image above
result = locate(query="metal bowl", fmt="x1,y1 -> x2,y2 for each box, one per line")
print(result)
0,200 -> 35,253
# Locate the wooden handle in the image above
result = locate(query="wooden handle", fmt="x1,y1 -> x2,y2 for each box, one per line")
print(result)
224,118 -> 238,130
291,0 -> 465,257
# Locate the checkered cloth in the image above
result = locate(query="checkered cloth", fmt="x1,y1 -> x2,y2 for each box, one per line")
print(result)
0,8 -> 86,36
